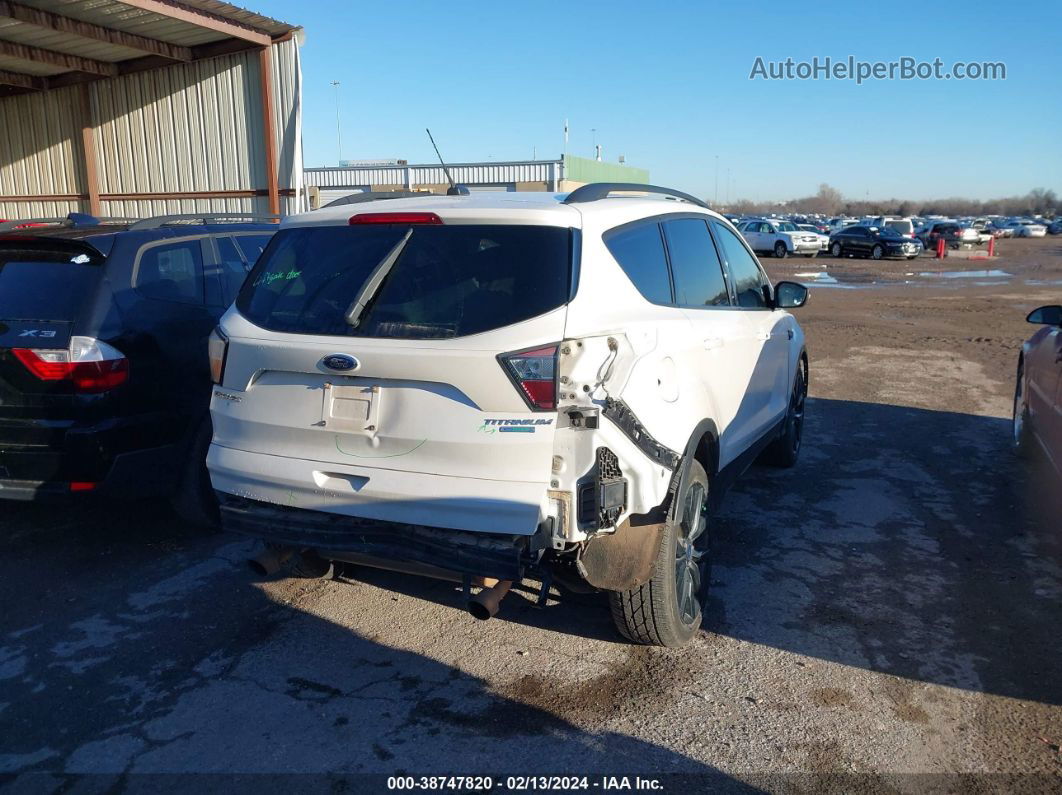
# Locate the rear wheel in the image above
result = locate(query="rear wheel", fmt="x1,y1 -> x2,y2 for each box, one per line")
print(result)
609,460 -> 711,647
171,417 -> 219,529
761,356 -> 808,468
830,242 -> 842,257
871,244 -> 884,260
774,242 -> 788,259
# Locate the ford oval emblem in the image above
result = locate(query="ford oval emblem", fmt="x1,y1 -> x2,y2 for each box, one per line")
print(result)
320,354 -> 358,372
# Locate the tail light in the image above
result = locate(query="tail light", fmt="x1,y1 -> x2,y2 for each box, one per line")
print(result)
12,336 -> 128,393
499,345 -> 558,411
208,328 -> 228,385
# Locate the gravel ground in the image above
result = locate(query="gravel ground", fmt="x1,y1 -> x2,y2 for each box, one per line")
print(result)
1,238 -> 1060,793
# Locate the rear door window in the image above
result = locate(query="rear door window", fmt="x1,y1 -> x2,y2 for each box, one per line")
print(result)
135,239 -> 204,305
214,236 -> 250,305
237,224 -> 572,339
0,245 -> 102,321
711,221 -> 769,309
233,234 -> 273,264
662,218 -> 730,308
604,221 -> 672,304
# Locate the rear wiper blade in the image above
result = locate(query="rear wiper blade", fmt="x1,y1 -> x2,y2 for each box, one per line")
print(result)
344,228 -> 414,327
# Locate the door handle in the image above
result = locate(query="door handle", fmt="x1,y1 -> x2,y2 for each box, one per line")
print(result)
704,337 -> 724,350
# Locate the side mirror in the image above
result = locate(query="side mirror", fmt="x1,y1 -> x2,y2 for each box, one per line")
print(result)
1026,305 -> 1062,326
774,281 -> 809,309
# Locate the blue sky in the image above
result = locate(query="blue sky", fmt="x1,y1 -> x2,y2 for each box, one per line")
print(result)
251,0 -> 1060,202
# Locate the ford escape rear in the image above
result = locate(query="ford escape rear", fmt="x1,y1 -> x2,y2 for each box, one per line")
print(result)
208,185 -> 809,646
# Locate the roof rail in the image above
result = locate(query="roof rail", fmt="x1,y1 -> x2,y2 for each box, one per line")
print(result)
322,190 -> 422,208
0,213 -> 135,232
563,183 -> 710,210
129,213 -> 281,230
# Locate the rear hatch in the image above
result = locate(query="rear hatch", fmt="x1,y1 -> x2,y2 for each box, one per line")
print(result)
0,238 -> 119,482
210,213 -> 577,534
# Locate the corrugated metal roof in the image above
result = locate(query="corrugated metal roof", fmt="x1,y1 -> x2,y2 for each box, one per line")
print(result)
0,0 -> 297,86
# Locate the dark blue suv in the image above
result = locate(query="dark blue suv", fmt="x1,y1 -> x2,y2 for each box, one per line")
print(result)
0,213 -> 276,523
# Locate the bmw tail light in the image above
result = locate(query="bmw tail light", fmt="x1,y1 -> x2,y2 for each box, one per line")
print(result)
499,345 -> 558,410
12,336 -> 128,393
208,327 -> 228,385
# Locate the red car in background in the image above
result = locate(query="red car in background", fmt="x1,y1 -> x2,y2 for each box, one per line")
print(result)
1014,304 -> 1062,480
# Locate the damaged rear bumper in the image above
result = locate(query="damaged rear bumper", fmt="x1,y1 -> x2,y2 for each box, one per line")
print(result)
218,493 -> 535,581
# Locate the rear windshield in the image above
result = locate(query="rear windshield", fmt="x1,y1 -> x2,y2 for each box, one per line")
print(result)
0,245 -> 103,321
236,224 -> 573,339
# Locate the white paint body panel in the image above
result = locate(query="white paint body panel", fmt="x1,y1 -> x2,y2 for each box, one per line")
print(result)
208,193 -> 805,541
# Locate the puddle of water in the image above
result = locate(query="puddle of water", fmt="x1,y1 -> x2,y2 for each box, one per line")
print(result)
917,269 -> 1012,279
1024,279 -> 1062,287
794,271 -> 838,284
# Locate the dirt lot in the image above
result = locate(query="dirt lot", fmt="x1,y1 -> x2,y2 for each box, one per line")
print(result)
1,238 -> 1060,791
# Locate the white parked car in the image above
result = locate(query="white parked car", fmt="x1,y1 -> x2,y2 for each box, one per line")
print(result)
206,184 -> 810,647
1004,219 -> 1047,238
796,223 -> 830,252
738,219 -> 821,258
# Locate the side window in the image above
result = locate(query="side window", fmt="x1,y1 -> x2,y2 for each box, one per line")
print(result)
233,234 -> 273,265
711,221 -> 769,309
604,221 -> 672,304
662,218 -> 730,308
215,236 -> 250,305
136,239 -> 204,305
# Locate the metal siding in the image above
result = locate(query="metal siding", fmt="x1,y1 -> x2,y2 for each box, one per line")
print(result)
0,84 -> 86,218
0,37 -> 302,221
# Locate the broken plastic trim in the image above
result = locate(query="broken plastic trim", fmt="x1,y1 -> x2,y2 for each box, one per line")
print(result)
602,398 -> 681,471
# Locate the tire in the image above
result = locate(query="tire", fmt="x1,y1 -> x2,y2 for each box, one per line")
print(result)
170,416 -> 220,529
871,244 -> 884,260
760,356 -> 808,468
609,460 -> 711,647
1013,359 -> 1033,459
830,242 -> 842,258
774,242 -> 788,259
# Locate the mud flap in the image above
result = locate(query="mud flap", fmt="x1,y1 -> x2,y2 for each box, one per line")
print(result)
576,509 -> 666,591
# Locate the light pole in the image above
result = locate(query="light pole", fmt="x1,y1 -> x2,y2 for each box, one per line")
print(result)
330,80 -> 343,164
714,155 -> 719,206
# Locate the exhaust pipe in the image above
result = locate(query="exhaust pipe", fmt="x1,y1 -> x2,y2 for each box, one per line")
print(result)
248,545 -> 293,577
468,578 -> 513,621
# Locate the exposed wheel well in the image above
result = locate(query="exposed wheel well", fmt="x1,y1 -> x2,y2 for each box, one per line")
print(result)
693,430 -> 719,478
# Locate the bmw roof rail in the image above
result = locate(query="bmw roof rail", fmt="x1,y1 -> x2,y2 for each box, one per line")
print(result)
323,190 -> 424,208
563,183 -> 710,210
129,213 -> 281,230
0,213 -> 136,231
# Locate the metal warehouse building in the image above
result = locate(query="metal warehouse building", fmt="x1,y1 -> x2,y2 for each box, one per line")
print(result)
0,0 -> 303,221
304,155 -> 650,209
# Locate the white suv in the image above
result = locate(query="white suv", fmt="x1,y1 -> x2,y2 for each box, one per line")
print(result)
206,184 -> 809,647
737,219 -> 821,258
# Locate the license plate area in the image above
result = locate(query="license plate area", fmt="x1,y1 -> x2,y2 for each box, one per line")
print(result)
324,383 -> 380,436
